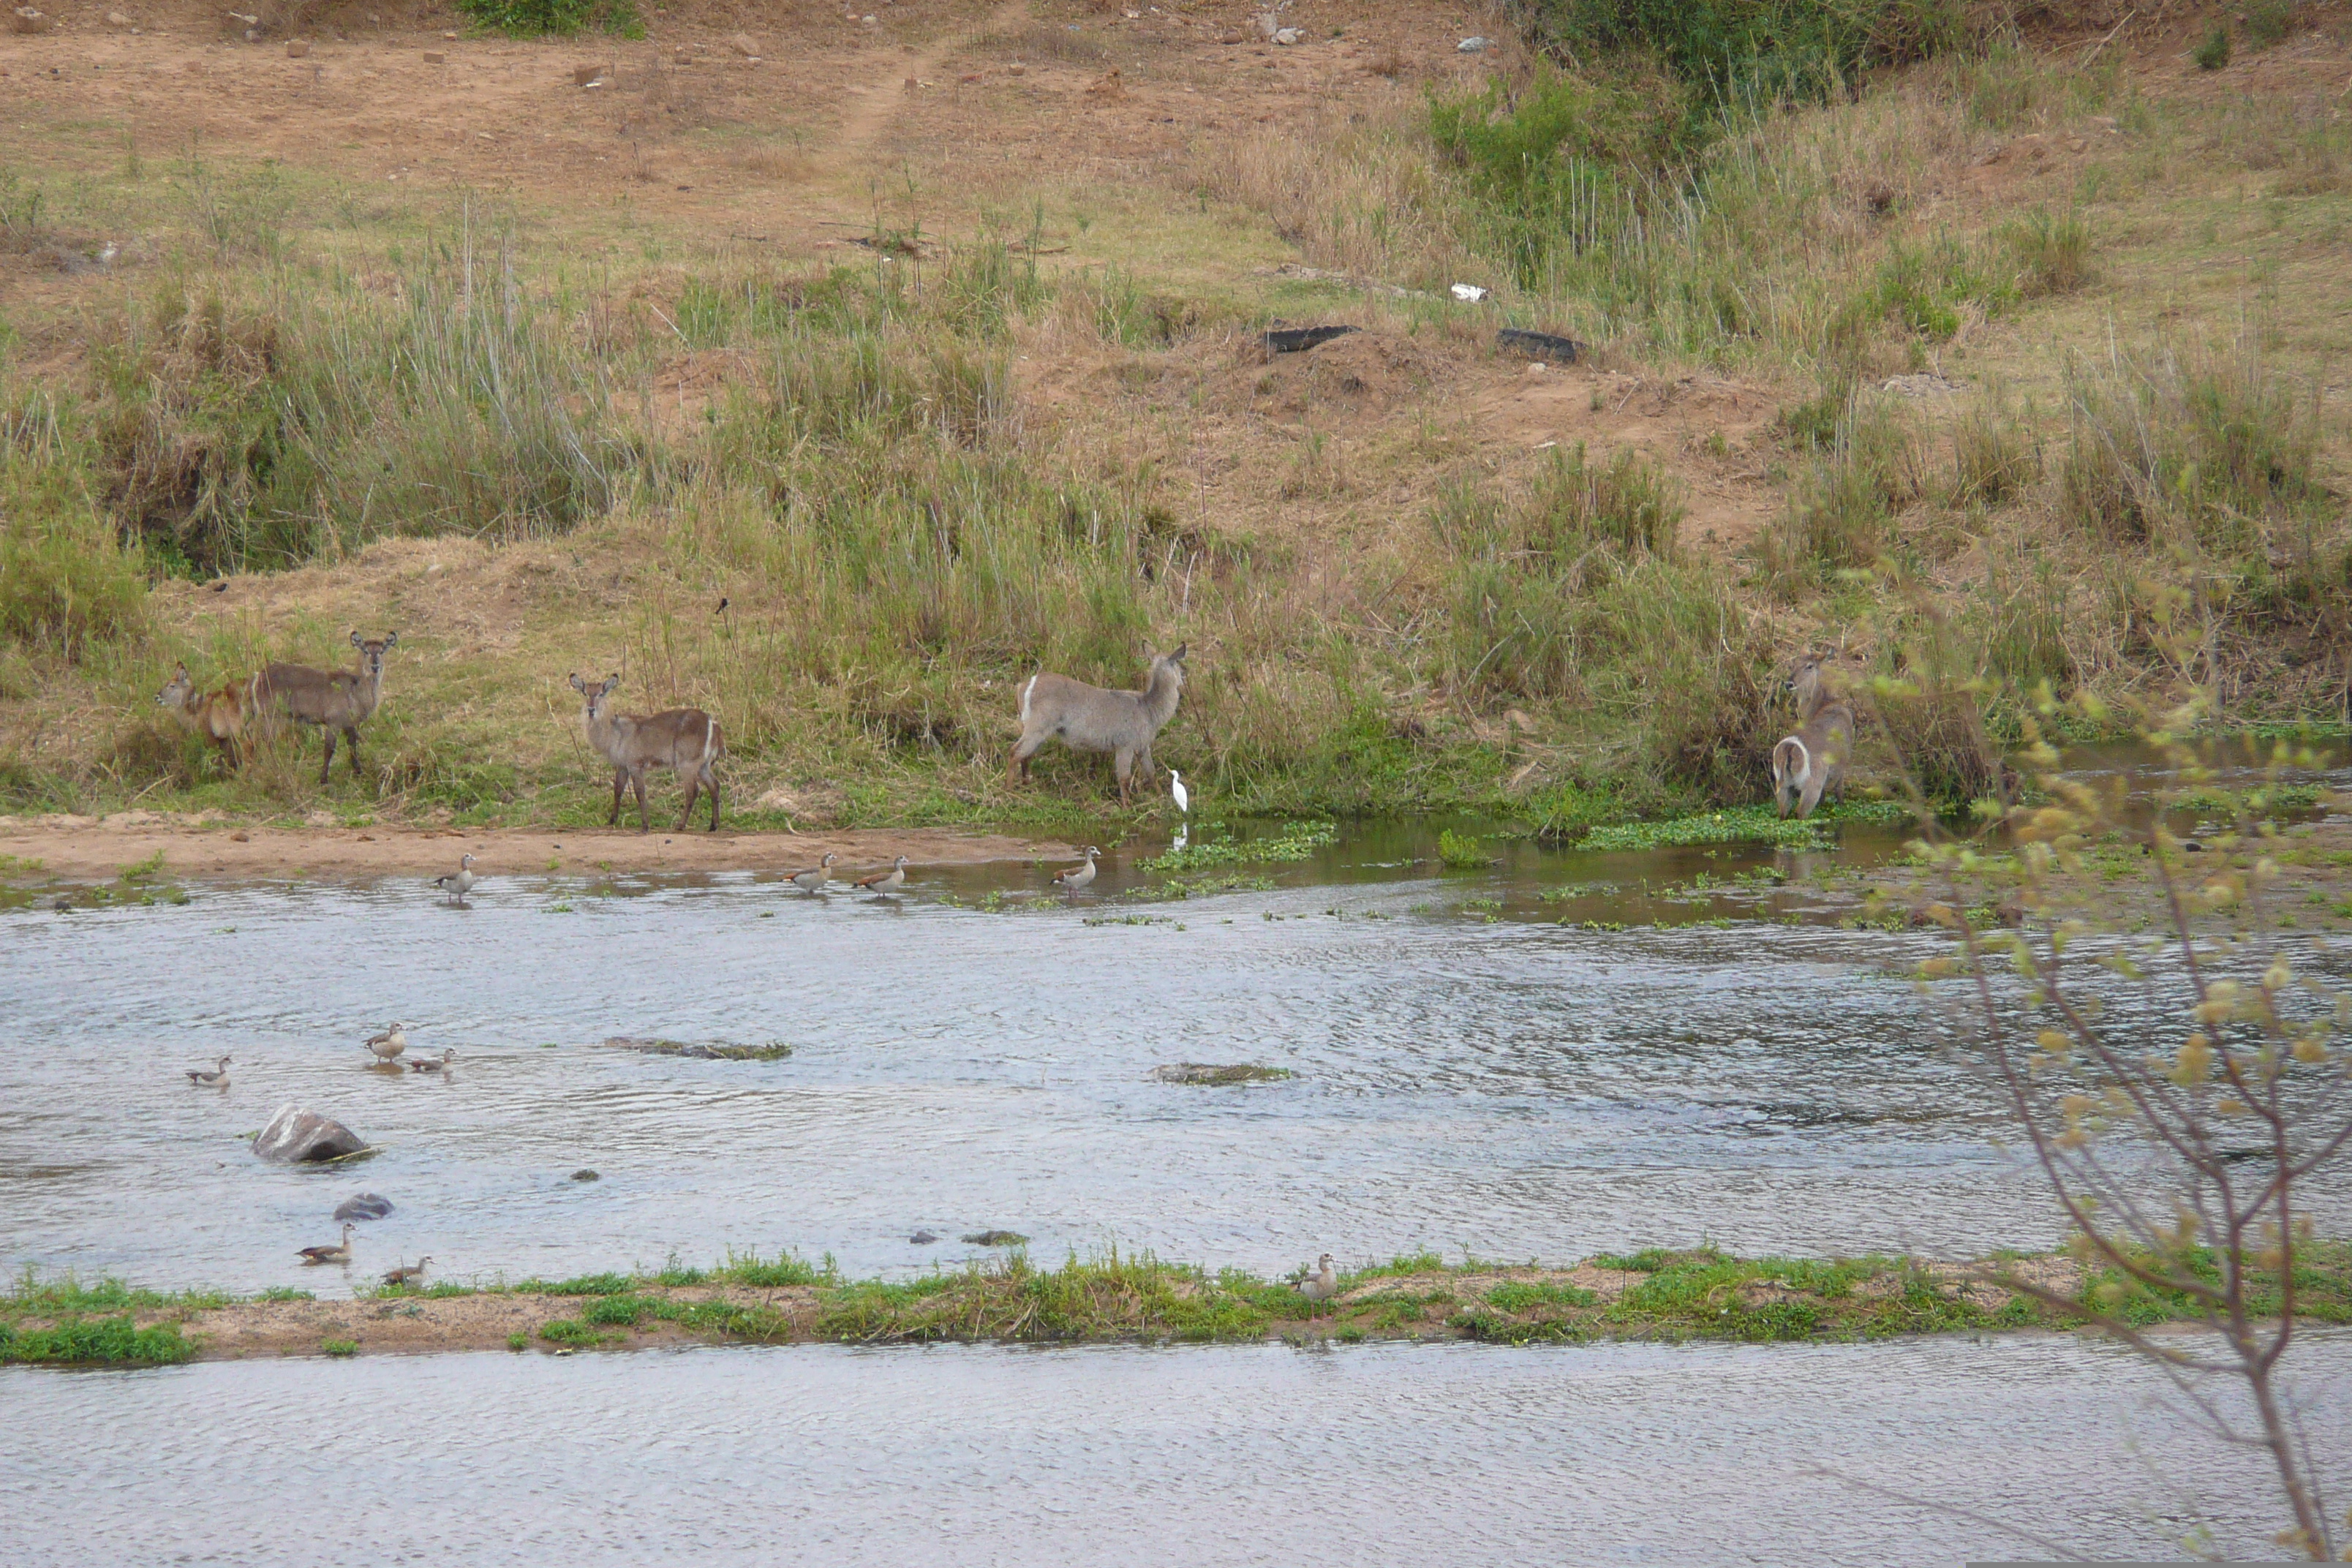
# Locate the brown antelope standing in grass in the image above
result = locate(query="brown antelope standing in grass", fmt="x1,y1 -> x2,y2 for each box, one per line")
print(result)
254,631 -> 398,784
1771,655 -> 1856,820
1009,644 -> 1186,804
569,674 -> 725,832
157,664 -> 260,767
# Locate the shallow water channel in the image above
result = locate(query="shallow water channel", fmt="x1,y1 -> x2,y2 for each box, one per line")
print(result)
6,1333 -> 2348,1564
4,755 -> 2348,1294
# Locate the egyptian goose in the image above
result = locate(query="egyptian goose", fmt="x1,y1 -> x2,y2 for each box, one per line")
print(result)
1051,847 -> 1100,891
381,1256 -> 431,1287
788,853 -> 835,894
434,853 -> 478,904
298,1223 -> 356,1266
185,1055 -> 232,1088
855,855 -> 908,892
363,1022 -> 409,1064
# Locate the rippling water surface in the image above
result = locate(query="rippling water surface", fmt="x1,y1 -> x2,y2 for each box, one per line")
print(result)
2,810 -> 2348,1294
6,1334 -> 2347,1566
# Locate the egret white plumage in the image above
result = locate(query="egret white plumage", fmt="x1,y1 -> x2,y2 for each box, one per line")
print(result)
1170,769 -> 1189,815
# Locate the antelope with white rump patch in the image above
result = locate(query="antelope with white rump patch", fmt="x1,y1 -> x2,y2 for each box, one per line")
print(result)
1771,655 -> 1855,820
254,631 -> 398,783
570,674 -> 725,833
1009,644 -> 1186,805
158,665 -> 260,768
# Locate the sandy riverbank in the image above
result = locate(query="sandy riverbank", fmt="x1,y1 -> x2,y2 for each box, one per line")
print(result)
0,815 -> 1074,882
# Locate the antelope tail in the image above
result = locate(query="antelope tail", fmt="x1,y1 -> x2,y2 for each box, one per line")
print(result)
1018,674 -> 1039,723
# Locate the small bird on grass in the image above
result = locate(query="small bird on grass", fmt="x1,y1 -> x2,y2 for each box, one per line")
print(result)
185,1055 -> 232,1088
298,1222 -> 355,1266
1296,1254 -> 1339,1306
855,854 -> 909,894
788,853 -> 836,895
1052,847 -> 1100,892
382,1256 -> 431,1288
433,853 -> 478,905
363,1023 -> 409,1065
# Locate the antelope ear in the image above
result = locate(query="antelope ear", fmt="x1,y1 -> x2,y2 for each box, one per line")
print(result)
350,630 -> 363,648
569,674 -> 586,693
382,631 -> 398,647
601,675 -> 621,696
1167,642 -> 1187,663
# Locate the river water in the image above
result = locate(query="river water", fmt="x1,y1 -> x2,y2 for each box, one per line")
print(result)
4,744 -> 2348,1564
4,1333 -> 2346,1565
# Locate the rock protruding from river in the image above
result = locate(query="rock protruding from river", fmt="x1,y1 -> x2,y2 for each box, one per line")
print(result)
333,1193 -> 393,1221
594,1036 -> 794,1060
253,1104 -> 368,1164
1152,1063 -> 1294,1085
962,1230 -> 1029,1246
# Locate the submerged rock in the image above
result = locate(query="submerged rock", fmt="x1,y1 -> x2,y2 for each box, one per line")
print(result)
570,1169 -> 600,1183
593,1036 -> 794,1061
962,1230 -> 1029,1247
909,1230 -> 939,1245
333,1193 -> 393,1221
252,1104 -> 367,1164
1151,1063 -> 1294,1085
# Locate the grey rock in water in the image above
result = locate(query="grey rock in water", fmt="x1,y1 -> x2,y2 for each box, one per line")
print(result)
334,1193 -> 394,1221
595,1036 -> 794,1061
570,1169 -> 600,1182
962,1230 -> 1029,1247
252,1104 -> 367,1164
909,1230 -> 939,1245
1152,1063 -> 1294,1085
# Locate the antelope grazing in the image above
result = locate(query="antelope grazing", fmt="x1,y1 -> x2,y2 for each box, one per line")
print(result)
1009,644 -> 1186,805
569,674 -> 725,833
1771,655 -> 1856,820
255,631 -> 398,784
157,664 -> 258,767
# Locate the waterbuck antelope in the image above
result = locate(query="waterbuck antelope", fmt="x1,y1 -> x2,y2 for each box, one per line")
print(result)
569,674 -> 725,833
1009,644 -> 1186,804
1771,655 -> 1856,820
255,632 -> 398,784
157,664 -> 260,768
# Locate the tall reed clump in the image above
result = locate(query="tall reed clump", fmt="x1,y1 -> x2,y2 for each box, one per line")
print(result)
1766,393 -> 1921,584
672,261 -> 1182,767
0,393 -> 148,663
2058,336 -> 2321,562
1436,446 -> 1771,798
1441,445 -> 1683,703
91,244 -> 625,575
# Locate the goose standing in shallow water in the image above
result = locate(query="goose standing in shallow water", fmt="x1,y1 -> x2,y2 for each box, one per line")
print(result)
185,1055 -> 232,1088
788,853 -> 835,895
1296,1254 -> 1339,1305
433,853 -> 478,905
854,854 -> 908,894
382,1256 -> 431,1288
298,1223 -> 355,1266
363,1022 -> 409,1065
1052,846 -> 1100,892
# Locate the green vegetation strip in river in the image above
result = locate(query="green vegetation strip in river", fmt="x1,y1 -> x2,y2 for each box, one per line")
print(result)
7,1244 -> 2345,1364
